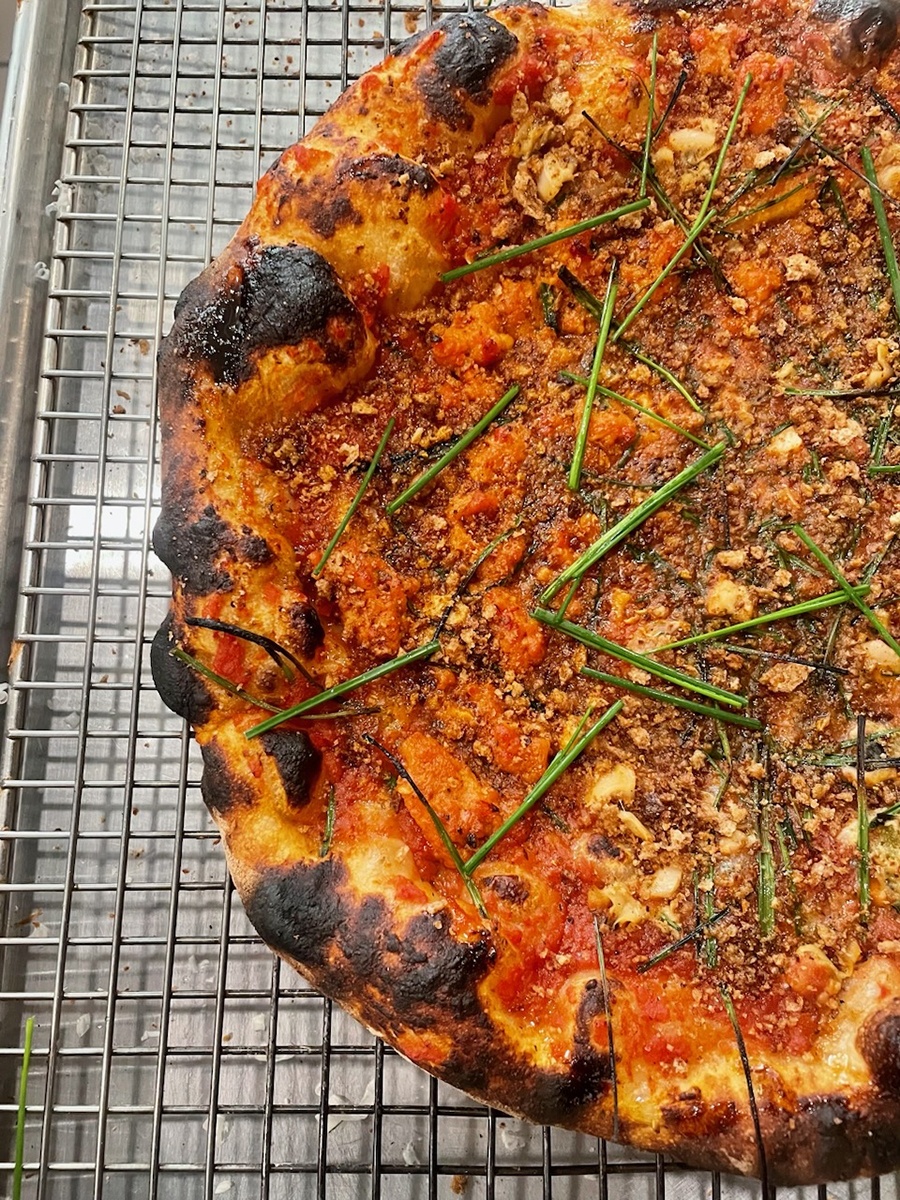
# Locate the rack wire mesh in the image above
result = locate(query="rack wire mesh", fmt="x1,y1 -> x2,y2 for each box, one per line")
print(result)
0,2 -> 898,1197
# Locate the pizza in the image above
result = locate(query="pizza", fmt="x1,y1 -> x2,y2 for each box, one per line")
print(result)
151,0 -> 900,1184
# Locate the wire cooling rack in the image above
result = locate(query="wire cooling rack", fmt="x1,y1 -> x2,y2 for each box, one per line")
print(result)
0,2 -> 897,1197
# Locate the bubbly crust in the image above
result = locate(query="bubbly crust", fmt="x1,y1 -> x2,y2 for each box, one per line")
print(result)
154,0 -> 900,1184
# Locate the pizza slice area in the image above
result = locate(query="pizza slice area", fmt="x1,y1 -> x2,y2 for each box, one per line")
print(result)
152,0 -> 900,1184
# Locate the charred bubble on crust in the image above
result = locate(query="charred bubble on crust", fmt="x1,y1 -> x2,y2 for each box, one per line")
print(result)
813,0 -> 899,63
290,602 -> 325,656
237,527 -> 274,566
859,1000 -> 900,1094
483,874 -> 530,904
200,739 -> 255,815
259,730 -> 322,809
153,498 -> 235,595
401,13 -> 517,130
246,862 -> 493,1024
171,244 -> 358,388
341,154 -> 438,197
150,612 -> 213,724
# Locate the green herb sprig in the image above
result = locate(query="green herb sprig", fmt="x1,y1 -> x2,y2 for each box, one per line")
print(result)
387,386 -> 519,515
184,615 -> 316,686
463,701 -> 623,874
569,262 -> 619,491
439,198 -> 651,283
534,609 -> 747,709
320,785 -> 336,858
314,417 -> 395,576
636,907 -> 729,973
363,734 -> 487,918
857,714 -> 871,921
720,986 -> 769,1195
13,1016 -> 34,1200
541,443 -> 725,603
622,344 -> 705,414
580,666 -> 762,728
862,144 -> 900,327
172,647 -> 283,713
593,916 -> 619,1139
792,526 -> 900,659
640,34 -> 658,198
561,372 -> 710,449
246,640 -> 440,737
651,586 -> 870,652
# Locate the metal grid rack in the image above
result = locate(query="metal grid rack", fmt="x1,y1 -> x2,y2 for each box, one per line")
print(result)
0,2 -> 897,1197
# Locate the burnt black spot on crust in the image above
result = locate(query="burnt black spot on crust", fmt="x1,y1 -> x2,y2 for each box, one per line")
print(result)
814,0 -> 899,64
290,603 -> 325,656
153,499 -> 235,595
341,154 -> 438,196
483,874 -> 530,904
150,611 -> 213,724
171,243 -> 357,388
200,739 -> 255,815
245,860 -> 493,1028
238,527 -> 274,566
529,979 -> 611,1117
859,1000 -> 900,1094
401,13 -> 517,129
259,730 -> 322,808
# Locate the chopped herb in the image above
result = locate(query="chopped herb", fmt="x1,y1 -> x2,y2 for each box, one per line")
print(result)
637,907 -> 729,973
802,448 -> 824,484
720,180 -> 807,228
862,144 -> 900,327
769,96 -> 841,186
535,610 -> 748,709
185,615 -> 316,687
320,785 -> 336,857
246,639 -> 440,737
640,34 -> 658,197
652,587 -> 869,652
785,385 -> 900,398
871,398 -> 898,475
314,416 -> 395,576
570,262 -> 619,491
561,372 -> 711,449
698,74 -> 753,222
871,86 -> 900,129
653,68 -> 687,141
558,265 -> 606,322
580,666 -> 762,728
13,1016 -> 34,1200
622,344 -> 705,414
439,198 -> 651,282
539,281 -> 559,331
821,175 -> 851,228
613,209 -> 717,341
436,519 -> 524,634
464,701 -> 623,874
387,386 -> 519,514
541,443 -> 725,603
792,525 -> 900,659
593,916 -> 619,1140
720,643 -> 849,676
701,863 -> 719,967
172,647 -> 283,713
720,986 -> 769,1195
857,714 -> 870,922
362,735 -> 487,918
757,791 -> 776,938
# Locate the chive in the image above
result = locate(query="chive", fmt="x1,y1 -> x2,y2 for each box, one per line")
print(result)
593,916 -> 619,1140
612,209 -> 717,341
580,666 -> 762,728
640,33 -> 658,198
314,417 -> 395,576
622,344 -> 705,414
652,586 -> 869,652
439,198 -> 651,282
320,785 -> 336,857
436,518 -> 524,634
720,180 -> 807,228
862,144 -> 900,327
873,799 -> 900,826
653,68 -> 687,141
535,610 -> 747,708
871,86 -> 900,128
569,263 -> 619,490
539,281 -> 559,331
792,525 -> 900,659
13,1016 -> 34,1200
702,864 -> 719,967
245,639 -> 440,737
871,398 -> 898,474
822,175 -> 851,228
362,735 -> 487,918
541,443 -> 725,603
558,265 -> 607,322
464,701 -> 623,874
785,385 -> 900,398
757,801 -> 776,938
184,615 -> 317,687
561,372 -> 710,449
857,714 -> 870,922
387,386 -> 519,514
699,74 -> 753,222
720,986 -> 769,1195
172,647 -> 283,713
637,907 -> 729,973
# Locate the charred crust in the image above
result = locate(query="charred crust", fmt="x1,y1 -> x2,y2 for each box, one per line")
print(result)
170,243 -> 358,387
259,730 -> 322,808
405,13 -> 517,129
529,981 -> 612,1118
859,1000 -> 900,1094
153,497 -> 235,595
246,861 -> 493,1028
483,874 -> 530,904
814,0 -> 899,64
200,739 -> 255,815
341,154 -> 438,196
150,611 -> 214,724
290,603 -> 325,656
622,0 -> 725,11
237,527 -> 274,566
